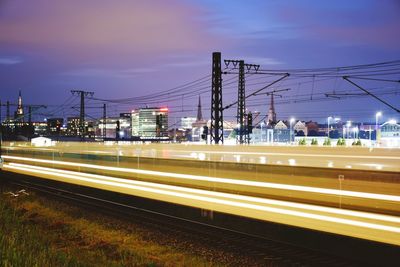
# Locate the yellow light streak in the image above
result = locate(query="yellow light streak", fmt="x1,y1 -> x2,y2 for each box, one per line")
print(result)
4,163 -> 400,234
8,162 -> 400,224
3,155 -> 400,202
168,149 -> 400,160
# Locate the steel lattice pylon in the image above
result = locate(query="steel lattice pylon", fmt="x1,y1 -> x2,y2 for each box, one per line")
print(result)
210,52 -> 223,144
237,60 -> 246,144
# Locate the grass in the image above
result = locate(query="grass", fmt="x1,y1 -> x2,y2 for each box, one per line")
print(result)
0,198 -> 83,266
0,182 -> 232,267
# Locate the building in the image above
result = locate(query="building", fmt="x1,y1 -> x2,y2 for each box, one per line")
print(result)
180,117 -> 197,130
191,96 -> 207,142
119,113 -> 131,119
379,120 -> 400,147
14,90 -> 24,122
46,118 -> 63,136
32,121 -> 48,136
251,120 -> 293,144
293,120 -> 307,136
267,94 -> 277,125
95,116 -> 131,139
66,117 -> 80,136
131,107 -> 169,138
306,121 -> 319,136
274,120 -> 288,130
251,127 -> 292,144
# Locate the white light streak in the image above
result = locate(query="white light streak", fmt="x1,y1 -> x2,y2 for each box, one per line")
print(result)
4,163 -> 400,235
3,155 -> 400,202
8,162 -> 400,224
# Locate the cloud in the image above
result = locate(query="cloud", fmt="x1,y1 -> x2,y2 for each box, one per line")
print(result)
274,1 -> 400,50
0,56 -> 22,64
0,0 -> 222,60
61,67 -> 158,78
244,57 -> 283,66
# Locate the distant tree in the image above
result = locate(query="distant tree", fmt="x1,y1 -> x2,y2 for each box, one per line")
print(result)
353,139 -> 362,146
337,138 -> 345,146
323,138 -> 331,146
298,138 -> 306,145
311,138 -> 318,145
228,129 -> 237,139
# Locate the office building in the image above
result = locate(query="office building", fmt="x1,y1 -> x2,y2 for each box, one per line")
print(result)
131,107 -> 168,138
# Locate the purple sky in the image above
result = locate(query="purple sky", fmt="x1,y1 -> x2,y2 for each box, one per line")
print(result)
1,0 -> 399,123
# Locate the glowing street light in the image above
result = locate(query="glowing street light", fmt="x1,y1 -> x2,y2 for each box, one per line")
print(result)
327,116 -> 333,138
346,121 -> 352,139
352,127 -> 359,139
260,122 -> 265,142
289,118 -> 295,144
375,112 -> 382,131
375,112 -> 382,144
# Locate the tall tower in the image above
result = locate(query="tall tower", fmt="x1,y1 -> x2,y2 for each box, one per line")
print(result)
196,95 -> 203,121
15,90 -> 24,121
267,93 -> 276,125
210,52 -> 223,144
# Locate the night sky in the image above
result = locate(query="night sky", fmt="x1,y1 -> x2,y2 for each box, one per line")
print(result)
1,0 -> 399,123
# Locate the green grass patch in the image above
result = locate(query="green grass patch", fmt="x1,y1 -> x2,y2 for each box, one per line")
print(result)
0,182 -> 231,266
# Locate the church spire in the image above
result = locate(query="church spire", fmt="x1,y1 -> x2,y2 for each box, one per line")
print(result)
15,90 -> 24,121
267,93 -> 276,124
196,95 -> 203,121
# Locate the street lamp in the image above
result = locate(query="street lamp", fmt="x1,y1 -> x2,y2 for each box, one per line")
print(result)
346,121 -> 352,139
352,127 -> 358,139
260,122 -> 265,142
289,118 -> 295,144
375,112 -> 382,143
327,116 -> 333,138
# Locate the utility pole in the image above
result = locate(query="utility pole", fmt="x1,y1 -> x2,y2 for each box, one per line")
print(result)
6,101 -> 10,123
210,52 -> 223,144
71,90 -> 94,140
247,111 -> 253,144
224,59 -> 260,144
25,105 -> 46,139
237,60 -> 245,144
116,120 -> 120,141
28,106 -> 32,126
103,103 -> 107,140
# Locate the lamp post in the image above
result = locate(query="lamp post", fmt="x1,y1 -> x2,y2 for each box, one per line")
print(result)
369,125 -> 372,147
260,122 -> 265,142
352,126 -> 358,140
289,118 -> 295,144
346,121 -> 351,139
327,116 -> 333,138
375,112 -> 382,143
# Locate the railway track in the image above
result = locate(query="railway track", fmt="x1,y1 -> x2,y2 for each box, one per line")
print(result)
2,172 -> 396,266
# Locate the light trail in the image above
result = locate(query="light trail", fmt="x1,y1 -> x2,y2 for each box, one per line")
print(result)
3,155 -> 400,202
8,162 -> 400,224
166,149 -> 400,160
4,145 -> 400,160
4,163 -> 400,236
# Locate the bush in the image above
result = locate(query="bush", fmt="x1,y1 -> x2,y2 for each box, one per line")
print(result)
298,138 -> 306,145
353,139 -> 362,146
311,138 -> 318,145
336,138 -> 345,146
323,138 -> 331,146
